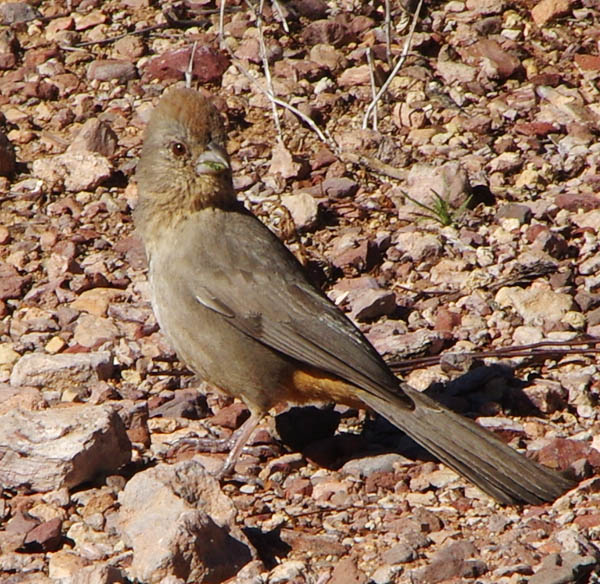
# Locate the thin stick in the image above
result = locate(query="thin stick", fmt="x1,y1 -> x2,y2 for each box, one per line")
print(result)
227,51 -> 339,152
362,0 -> 424,129
255,0 -> 283,143
185,40 -> 198,88
366,47 -> 378,131
385,0 -> 392,66
271,0 -> 289,33
219,0 -> 226,47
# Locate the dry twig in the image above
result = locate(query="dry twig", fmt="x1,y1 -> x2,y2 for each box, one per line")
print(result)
362,0 -> 424,129
253,0 -> 283,143
219,0 -> 227,47
366,47 -> 379,131
389,338 -> 600,373
226,49 -> 339,152
184,40 -> 198,88
271,0 -> 289,33
384,0 -> 392,66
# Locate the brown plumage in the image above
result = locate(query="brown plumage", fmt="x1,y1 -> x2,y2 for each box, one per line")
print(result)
134,87 -> 574,505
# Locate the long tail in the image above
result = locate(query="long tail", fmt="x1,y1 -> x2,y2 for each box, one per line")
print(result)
359,383 -> 575,504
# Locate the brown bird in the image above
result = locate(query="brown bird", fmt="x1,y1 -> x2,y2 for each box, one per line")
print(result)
135,87 -> 574,505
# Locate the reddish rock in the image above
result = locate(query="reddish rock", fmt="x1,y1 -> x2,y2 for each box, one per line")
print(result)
338,65 -> 372,87
322,177 -> 358,198
311,147 -> 337,170
310,43 -> 347,72
144,45 -> 229,83
327,556 -> 367,584
412,541 -> 486,584
69,118 -> 118,158
114,235 -> 147,270
574,54 -> 600,71
434,307 -> 462,332
0,262 -> 27,300
289,0 -> 328,19
330,239 -> 373,271
280,528 -> 346,556
574,513 -> 600,529
24,45 -> 60,68
350,288 -> 396,321
0,29 -> 19,70
514,121 -> 560,136
234,37 -> 261,63
211,402 -> 249,430
274,58 -> 327,81
365,470 -> 397,493
535,438 -> 589,471
149,389 -> 208,420
529,71 -> 562,85
531,0 -> 573,26
554,192 -> 600,211
301,19 -> 352,47
23,79 -> 59,100
497,203 -> 532,224
461,39 -> 522,79
114,35 -> 145,59
23,517 -> 62,552
522,382 -> 568,413
525,224 -> 549,243
74,10 -> 106,31
350,15 -> 375,35
284,477 -> 313,498
6,510 -> 39,540
0,131 -> 15,176
118,401 -> 151,447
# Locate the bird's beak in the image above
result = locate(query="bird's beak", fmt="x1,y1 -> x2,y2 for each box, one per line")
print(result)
195,143 -> 230,176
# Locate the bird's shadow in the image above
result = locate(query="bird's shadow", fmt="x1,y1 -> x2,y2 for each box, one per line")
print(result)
275,362 -> 560,470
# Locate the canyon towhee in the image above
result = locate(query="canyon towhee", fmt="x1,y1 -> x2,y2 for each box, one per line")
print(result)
134,87 -> 573,504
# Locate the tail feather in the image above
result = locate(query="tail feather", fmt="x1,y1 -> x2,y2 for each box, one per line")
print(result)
359,383 -> 574,505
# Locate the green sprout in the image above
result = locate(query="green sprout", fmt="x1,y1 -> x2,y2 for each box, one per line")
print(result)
402,188 -> 472,227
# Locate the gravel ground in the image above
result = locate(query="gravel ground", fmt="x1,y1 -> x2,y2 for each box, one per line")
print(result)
0,0 -> 599,582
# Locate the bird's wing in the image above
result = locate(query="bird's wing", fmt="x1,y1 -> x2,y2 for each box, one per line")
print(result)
183,209 -> 403,399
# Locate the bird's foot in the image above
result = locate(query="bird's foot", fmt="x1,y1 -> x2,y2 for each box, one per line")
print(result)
164,414 -> 266,480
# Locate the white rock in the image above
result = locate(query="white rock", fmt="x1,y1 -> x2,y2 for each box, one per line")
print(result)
281,192 -> 319,230
0,405 -> 131,491
10,351 -> 113,392
33,151 -> 112,192
118,460 -> 253,584
495,283 -> 573,326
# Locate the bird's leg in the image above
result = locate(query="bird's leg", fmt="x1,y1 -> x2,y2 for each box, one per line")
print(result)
215,412 -> 264,479
165,412 -> 266,478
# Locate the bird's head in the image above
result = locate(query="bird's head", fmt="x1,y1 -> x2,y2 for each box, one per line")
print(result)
136,88 -> 235,220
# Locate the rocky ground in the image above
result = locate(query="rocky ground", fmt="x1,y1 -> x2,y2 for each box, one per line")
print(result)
1,0 -> 600,582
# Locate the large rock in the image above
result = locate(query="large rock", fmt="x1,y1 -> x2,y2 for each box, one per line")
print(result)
32,151 -> 112,192
495,283 -> 573,326
118,460 -> 254,583
10,351 -> 113,392
0,405 -> 131,492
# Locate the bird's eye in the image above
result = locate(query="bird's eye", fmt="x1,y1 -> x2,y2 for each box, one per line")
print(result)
170,142 -> 187,157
